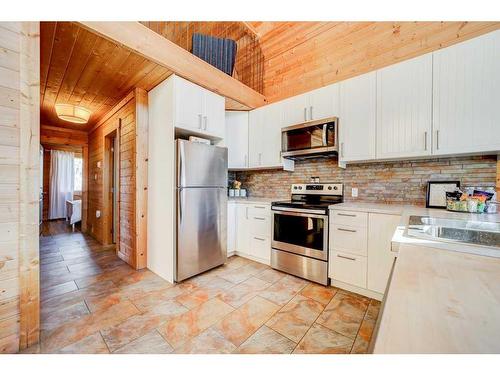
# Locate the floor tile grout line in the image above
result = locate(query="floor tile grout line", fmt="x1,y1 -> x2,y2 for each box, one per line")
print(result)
98,330 -> 113,354
286,288 -> 333,353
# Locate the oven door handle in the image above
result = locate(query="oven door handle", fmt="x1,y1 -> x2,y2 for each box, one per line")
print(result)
271,206 -> 326,216
322,124 -> 328,146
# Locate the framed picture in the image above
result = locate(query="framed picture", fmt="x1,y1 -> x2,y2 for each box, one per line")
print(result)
426,181 -> 461,209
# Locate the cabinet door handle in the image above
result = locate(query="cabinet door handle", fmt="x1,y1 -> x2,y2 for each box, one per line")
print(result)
310,106 -> 313,120
246,207 -> 249,220
338,213 -> 356,217
436,130 -> 440,150
254,237 -> 265,241
253,217 -> 265,221
198,114 -> 202,129
258,153 -> 262,165
244,154 -> 247,167
424,131 -> 428,151
304,107 -> 307,121
337,227 -> 357,233
337,254 -> 356,261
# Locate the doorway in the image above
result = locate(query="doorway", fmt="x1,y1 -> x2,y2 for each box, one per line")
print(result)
104,129 -> 120,247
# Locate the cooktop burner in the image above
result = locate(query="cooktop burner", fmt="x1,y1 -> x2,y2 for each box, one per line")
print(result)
271,183 -> 344,214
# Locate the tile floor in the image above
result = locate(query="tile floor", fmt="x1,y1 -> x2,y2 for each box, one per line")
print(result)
28,226 -> 380,354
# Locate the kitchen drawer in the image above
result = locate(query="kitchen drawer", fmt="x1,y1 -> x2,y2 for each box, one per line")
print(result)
249,215 -> 271,237
248,204 -> 271,218
329,251 -> 367,288
250,235 -> 271,262
331,210 -> 368,227
330,224 -> 368,256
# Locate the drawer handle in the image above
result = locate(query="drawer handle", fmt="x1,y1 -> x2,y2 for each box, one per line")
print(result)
337,254 -> 356,261
338,213 -> 356,217
337,228 -> 357,233
254,205 -> 266,209
253,217 -> 266,221
254,237 -> 265,241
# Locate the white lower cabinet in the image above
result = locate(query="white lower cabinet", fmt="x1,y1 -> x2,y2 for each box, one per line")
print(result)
230,202 -> 271,264
227,201 -> 237,255
367,213 -> 401,293
330,251 -> 367,289
329,208 -> 401,299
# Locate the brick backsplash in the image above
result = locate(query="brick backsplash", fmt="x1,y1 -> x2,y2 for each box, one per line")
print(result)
232,155 -> 497,206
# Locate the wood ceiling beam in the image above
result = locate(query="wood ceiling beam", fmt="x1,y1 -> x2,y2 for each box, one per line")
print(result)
77,22 -> 267,109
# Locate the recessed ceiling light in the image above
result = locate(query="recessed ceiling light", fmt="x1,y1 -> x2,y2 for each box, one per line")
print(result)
55,104 -> 91,124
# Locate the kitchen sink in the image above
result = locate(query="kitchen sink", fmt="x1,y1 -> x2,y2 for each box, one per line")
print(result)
407,215 -> 500,249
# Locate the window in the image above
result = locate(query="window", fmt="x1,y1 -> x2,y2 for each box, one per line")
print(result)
74,156 -> 83,192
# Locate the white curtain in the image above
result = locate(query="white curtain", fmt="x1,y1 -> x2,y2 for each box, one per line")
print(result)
49,150 -> 75,219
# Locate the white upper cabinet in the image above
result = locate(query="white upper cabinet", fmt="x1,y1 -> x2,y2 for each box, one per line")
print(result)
248,104 -> 282,168
308,83 -> 340,121
432,30 -> 500,155
173,75 -> 225,138
174,75 -> 204,132
282,83 -> 340,127
339,72 -> 377,162
203,89 -> 225,138
225,111 -> 249,169
376,54 -> 433,159
282,93 -> 309,126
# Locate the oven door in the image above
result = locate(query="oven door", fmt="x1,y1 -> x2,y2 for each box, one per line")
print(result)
272,210 -> 328,261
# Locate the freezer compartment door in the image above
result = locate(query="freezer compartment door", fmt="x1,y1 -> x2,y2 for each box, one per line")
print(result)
177,139 -> 228,187
176,187 -> 227,281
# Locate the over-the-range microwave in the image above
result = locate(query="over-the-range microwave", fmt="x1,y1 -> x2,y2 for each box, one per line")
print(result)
281,117 -> 338,159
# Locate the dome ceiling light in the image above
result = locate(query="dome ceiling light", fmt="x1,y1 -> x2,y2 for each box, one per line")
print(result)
55,104 -> 91,124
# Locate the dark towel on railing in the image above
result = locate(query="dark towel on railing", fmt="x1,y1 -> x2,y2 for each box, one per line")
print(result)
192,33 -> 237,76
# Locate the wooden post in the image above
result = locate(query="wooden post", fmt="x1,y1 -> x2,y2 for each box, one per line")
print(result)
18,21 -> 40,350
135,88 -> 148,269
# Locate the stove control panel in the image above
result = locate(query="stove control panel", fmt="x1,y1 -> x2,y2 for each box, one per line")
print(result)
291,183 -> 343,196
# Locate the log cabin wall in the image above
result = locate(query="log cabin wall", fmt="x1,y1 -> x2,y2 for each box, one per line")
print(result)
87,91 -> 146,269
0,22 -> 40,353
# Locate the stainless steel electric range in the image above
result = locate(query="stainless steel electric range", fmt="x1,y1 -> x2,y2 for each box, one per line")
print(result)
271,183 -> 343,285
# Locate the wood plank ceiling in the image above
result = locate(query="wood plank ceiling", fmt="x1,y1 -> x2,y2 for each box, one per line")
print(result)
40,22 -> 172,131
41,21 -> 500,131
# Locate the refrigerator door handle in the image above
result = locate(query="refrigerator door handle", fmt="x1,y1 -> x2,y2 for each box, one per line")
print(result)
179,188 -> 183,222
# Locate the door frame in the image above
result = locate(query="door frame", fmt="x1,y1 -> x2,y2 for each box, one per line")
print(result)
103,126 -> 120,247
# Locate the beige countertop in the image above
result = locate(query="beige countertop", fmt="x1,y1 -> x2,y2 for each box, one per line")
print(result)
228,197 -> 276,205
329,201 -> 413,215
371,205 -> 500,353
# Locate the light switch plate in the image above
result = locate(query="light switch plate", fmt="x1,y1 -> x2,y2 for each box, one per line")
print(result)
96,210 -> 101,218
351,187 -> 358,198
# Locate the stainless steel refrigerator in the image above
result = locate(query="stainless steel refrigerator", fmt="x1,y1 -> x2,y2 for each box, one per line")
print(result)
175,139 -> 228,282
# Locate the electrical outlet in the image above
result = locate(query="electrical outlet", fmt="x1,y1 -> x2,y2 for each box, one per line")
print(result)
351,187 -> 358,198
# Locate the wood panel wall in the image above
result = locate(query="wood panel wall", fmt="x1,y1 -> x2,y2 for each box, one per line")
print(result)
0,22 -> 40,353
256,22 -> 500,103
87,89 -> 147,269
